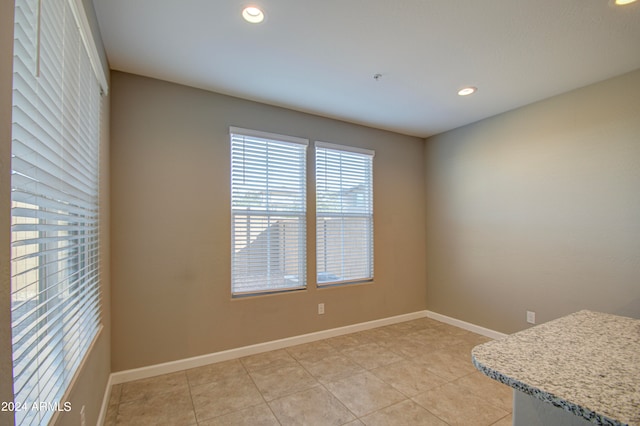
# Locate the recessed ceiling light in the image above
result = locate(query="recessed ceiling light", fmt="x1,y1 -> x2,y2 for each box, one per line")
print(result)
457,86 -> 477,96
614,0 -> 638,5
242,6 -> 265,23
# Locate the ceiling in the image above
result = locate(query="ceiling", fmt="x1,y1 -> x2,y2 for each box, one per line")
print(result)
92,0 -> 640,138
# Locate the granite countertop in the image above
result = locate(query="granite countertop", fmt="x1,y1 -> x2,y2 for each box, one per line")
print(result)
471,310 -> 640,426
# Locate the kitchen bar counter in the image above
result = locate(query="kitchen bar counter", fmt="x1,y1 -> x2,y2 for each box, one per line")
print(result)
471,310 -> 640,426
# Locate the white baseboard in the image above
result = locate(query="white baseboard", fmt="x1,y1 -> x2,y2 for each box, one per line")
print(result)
100,309 -> 505,424
425,311 -> 507,340
96,374 -> 113,426
110,310 -> 430,385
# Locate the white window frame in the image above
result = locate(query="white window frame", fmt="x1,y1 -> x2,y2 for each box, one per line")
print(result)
10,0 -> 107,424
230,127 -> 308,296
315,141 -> 374,286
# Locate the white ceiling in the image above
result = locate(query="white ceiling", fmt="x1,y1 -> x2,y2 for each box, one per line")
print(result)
92,0 -> 640,138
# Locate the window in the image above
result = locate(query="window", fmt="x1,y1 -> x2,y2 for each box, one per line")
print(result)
316,142 -> 374,285
230,127 -> 308,295
10,0 -> 107,424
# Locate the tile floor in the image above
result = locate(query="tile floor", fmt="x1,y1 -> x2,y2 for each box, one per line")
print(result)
104,317 -> 513,425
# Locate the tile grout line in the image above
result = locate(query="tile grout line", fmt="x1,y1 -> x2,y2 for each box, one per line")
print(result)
240,360 -> 283,426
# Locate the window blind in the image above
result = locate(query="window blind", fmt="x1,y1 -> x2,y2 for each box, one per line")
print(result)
230,127 -> 308,295
316,142 -> 374,285
10,0 -> 105,424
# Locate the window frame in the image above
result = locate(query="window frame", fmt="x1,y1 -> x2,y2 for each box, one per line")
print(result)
230,127 -> 309,296
9,0 -> 107,424
315,141 -> 375,287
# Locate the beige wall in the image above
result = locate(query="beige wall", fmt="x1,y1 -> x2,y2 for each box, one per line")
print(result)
109,71 -> 427,371
1,1 -> 16,425
425,69 -> 640,334
1,1 -> 111,425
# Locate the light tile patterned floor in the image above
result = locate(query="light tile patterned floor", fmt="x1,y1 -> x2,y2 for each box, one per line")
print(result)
104,317 -> 513,425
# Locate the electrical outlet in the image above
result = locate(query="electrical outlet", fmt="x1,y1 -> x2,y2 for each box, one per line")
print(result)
526,311 -> 536,324
80,405 -> 86,426
318,303 -> 325,315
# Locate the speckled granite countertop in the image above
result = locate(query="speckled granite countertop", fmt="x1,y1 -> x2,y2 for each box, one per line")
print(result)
472,310 -> 640,426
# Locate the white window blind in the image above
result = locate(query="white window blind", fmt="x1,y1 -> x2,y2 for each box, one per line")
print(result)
316,142 -> 374,285
10,0 -> 105,424
230,127 -> 308,295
